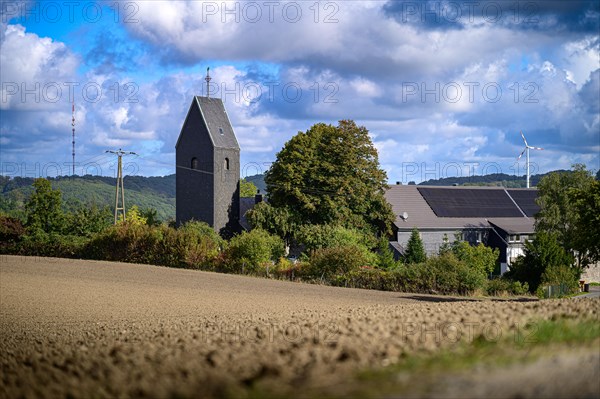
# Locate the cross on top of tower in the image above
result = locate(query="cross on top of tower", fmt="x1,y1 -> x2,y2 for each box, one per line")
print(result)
205,67 -> 211,98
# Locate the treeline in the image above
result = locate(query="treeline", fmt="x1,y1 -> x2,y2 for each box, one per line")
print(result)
0,175 -> 176,222
418,171 -> 564,187
0,174 -> 176,197
0,178 -> 514,296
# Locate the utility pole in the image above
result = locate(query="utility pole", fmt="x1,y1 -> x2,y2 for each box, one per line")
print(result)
106,149 -> 137,224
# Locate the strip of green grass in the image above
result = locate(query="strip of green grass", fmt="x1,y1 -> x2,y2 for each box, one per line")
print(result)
350,318 -> 600,398
243,318 -> 600,399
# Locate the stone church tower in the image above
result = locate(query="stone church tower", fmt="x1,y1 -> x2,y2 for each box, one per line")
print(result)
175,96 -> 240,235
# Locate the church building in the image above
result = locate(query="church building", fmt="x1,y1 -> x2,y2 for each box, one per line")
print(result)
175,96 -> 240,235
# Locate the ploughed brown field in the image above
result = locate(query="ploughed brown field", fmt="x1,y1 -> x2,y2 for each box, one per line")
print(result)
1,255 -> 598,398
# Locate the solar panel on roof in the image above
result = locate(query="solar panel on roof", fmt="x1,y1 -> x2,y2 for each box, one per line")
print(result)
506,189 -> 540,217
417,188 -> 523,217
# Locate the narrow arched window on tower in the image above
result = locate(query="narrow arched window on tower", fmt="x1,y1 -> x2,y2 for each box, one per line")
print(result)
224,157 -> 230,170
191,157 -> 198,170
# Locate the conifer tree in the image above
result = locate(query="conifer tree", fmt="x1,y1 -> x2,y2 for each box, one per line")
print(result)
404,228 -> 426,264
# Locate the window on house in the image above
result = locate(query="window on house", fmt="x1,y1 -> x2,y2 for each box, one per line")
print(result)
191,157 -> 198,170
219,127 -> 224,135
509,235 -> 521,243
224,157 -> 230,170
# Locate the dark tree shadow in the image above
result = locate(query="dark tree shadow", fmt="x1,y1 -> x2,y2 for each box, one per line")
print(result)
400,295 -> 538,303
401,295 -> 481,303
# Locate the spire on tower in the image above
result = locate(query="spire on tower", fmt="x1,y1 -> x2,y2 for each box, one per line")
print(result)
205,67 -> 211,98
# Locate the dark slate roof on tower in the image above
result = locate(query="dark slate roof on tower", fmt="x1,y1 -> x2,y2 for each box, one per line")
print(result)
195,96 -> 239,149
175,96 -> 240,150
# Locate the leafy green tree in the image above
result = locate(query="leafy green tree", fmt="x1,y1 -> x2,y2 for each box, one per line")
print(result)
404,228 -> 426,264
506,231 -> 575,292
535,164 -> 596,267
240,178 -> 258,198
309,245 -> 368,279
245,202 -> 298,244
568,180 -> 600,266
118,205 -> 147,225
265,120 -> 395,234
67,203 -> 112,237
296,224 -> 374,251
25,178 -> 66,234
540,264 -> 580,295
171,221 -> 223,268
225,229 -> 285,273
295,224 -> 378,266
453,241 -> 499,277
140,207 -> 161,226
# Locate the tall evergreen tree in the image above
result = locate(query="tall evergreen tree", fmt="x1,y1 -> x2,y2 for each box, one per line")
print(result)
404,228 -> 426,264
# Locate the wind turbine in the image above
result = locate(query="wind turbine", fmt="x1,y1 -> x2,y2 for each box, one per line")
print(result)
517,131 -> 543,188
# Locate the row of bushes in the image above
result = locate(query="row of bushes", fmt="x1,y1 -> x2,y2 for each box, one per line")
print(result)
2,217 -> 285,273
329,253 -> 526,296
3,177 -> 584,298
2,214 -> 534,296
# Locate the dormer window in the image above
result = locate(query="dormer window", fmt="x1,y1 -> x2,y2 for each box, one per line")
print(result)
191,157 -> 198,170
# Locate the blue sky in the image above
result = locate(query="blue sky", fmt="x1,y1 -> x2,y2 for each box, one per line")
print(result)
1,0 -> 598,183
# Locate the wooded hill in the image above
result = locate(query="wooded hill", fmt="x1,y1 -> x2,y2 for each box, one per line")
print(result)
0,170 -> 579,222
0,175 -> 175,221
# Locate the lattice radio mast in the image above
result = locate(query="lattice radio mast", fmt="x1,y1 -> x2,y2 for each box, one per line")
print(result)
71,102 -> 76,175
105,149 -> 137,224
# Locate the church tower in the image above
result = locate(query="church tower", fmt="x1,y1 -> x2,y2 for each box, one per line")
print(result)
175,96 -> 240,235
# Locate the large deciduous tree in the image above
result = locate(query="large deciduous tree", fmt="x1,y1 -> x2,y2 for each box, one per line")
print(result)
535,164 -> 596,267
568,179 -> 600,266
240,178 -> 258,198
506,231 -> 575,292
25,178 -> 66,234
265,120 -> 394,234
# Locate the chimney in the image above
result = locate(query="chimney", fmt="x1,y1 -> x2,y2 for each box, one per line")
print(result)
255,189 -> 263,204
